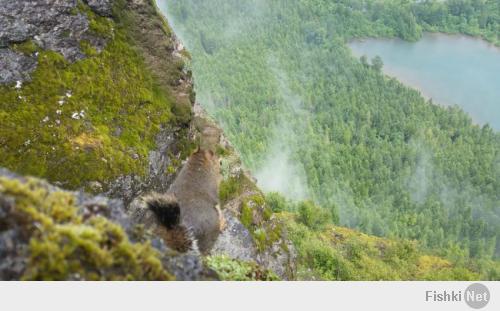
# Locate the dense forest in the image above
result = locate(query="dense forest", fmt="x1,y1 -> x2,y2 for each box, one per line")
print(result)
158,0 -> 500,274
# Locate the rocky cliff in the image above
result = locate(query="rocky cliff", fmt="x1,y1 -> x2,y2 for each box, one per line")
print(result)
0,0 -> 295,280
1,0 -> 481,281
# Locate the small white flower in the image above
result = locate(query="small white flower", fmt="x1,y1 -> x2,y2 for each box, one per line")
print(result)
58,99 -> 65,106
55,119 -> 61,125
24,139 -> 31,146
71,112 -> 80,120
34,52 -> 39,57
15,81 -> 22,89
66,91 -> 72,98
42,116 -> 49,123
79,110 -> 85,118
56,109 -> 62,115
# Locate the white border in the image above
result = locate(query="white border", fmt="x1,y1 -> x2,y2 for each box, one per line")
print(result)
0,281 -> 498,311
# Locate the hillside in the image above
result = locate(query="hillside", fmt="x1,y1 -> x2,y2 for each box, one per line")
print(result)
0,0 -> 295,281
160,0 -> 500,278
0,0 -> 497,280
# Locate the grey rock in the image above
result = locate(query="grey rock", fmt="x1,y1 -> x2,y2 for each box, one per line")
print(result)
212,204 -> 297,280
106,127 -> 180,205
84,0 -> 113,17
106,174 -> 146,206
0,49 -> 38,84
0,0 -> 77,47
35,12 -> 95,62
0,0 -> 112,83
212,210 -> 257,262
0,168 -> 216,281
77,194 -> 131,231
0,195 -> 30,280
0,229 -> 29,280
163,254 -> 218,281
128,197 -> 159,230
257,237 -> 297,281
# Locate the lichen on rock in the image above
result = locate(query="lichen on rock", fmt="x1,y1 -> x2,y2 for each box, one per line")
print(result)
0,168 -> 219,280
0,0 -> 195,194
84,0 -> 114,17
0,0 -> 114,84
0,0 -> 297,281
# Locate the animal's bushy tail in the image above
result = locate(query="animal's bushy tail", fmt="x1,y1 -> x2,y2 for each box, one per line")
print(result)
143,193 -> 196,253
144,193 -> 180,229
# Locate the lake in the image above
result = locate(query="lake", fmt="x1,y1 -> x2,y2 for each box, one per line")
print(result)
349,33 -> 500,130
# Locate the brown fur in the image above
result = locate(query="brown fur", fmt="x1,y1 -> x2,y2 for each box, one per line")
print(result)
144,149 -> 223,254
144,193 -> 196,252
168,148 -> 222,253
155,224 -> 196,253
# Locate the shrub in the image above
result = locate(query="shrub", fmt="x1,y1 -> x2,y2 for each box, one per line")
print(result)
297,201 -> 330,231
219,176 -> 243,204
266,192 -> 289,213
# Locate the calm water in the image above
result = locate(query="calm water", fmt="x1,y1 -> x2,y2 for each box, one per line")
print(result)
349,33 -> 500,130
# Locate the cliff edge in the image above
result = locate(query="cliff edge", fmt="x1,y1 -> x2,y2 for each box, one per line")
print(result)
0,0 -> 295,280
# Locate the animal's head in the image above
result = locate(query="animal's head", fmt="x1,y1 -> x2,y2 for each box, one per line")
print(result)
193,148 -> 218,167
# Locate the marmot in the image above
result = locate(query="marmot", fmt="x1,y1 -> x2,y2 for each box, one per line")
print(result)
145,148 -> 224,254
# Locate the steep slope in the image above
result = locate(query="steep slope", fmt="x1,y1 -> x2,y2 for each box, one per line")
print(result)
159,0 -> 500,272
0,0 -> 193,198
0,0 -> 295,281
0,0 -> 496,281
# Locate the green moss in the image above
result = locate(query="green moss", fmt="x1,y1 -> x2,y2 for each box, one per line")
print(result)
240,202 -> 253,228
0,2 -> 186,189
11,40 -> 39,56
297,201 -> 330,231
265,192 -> 289,213
282,214 -> 481,281
219,173 -> 258,204
215,145 -> 231,157
206,255 -> 279,281
89,14 -> 114,38
253,228 -> 268,252
262,205 -> 273,221
166,165 -> 176,174
238,195 -> 286,254
0,176 -> 174,281
219,176 -> 242,204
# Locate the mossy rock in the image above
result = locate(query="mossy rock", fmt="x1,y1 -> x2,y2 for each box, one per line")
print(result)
0,0 -> 192,190
283,214 -> 482,281
0,174 -> 174,280
206,255 -> 279,281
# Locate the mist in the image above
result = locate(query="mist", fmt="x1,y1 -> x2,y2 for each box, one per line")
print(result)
253,56 -> 310,201
255,148 -> 307,201
155,0 -> 500,259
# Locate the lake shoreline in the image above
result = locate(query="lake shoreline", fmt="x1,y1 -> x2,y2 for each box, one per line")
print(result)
349,32 -> 500,50
348,33 -> 500,130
